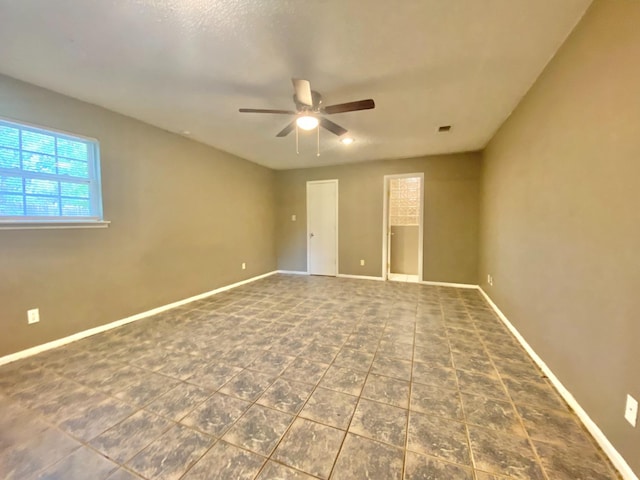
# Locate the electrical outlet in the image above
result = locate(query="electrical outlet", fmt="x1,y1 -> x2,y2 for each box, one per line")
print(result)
291,214 -> 296,221
625,394 -> 638,427
241,262 -> 246,270
487,274 -> 493,286
360,259 -> 365,266
27,308 -> 39,324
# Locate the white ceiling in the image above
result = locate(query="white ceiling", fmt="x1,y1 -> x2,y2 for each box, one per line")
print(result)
0,0 -> 591,170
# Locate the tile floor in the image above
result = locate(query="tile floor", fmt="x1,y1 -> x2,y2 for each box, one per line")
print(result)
0,274 -> 621,480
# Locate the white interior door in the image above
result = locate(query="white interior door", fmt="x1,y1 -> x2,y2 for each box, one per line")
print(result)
307,180 -> 338,276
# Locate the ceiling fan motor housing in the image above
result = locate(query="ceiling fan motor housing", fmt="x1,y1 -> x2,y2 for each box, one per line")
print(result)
294,90 -> 323,112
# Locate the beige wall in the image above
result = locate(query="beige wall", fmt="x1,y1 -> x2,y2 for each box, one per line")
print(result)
480,0 -> 640,473
390,226 -> 419,275
0,75 -> 277,357
276,153 -> 480,283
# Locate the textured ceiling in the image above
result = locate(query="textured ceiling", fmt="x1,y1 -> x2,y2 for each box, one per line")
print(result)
0,0 -> 591,169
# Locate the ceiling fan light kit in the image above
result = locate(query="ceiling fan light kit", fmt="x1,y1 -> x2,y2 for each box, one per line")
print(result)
296,115 -> 319,130
239,78 -> 375,155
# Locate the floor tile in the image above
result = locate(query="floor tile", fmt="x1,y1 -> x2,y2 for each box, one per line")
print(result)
502,377 -> 567,411
451,351 -> 498,376
318,365 -> 367,396
222,404 -> 293,456
114,372 -> 179,407
9,376 -> 80,410
36,446 -> 118,480
31,384 -> 104,424
362,373 -> 410,408
128,424 -> 213,480
516,403 -> 593,446
456,370 -> 509,401
474,471 -> 512,480
407,411 -> 470,466
273,418 -> 345,479
83,365 -> 149,396
105,469 -> 143,480
413,345 -> 452,367
248,351 -> 296,375
219,348 -> 263,368
184,363 -> 242,391
256,378 -> 314,414
0,275 -> 620,480
404,450 -> 474,480
181,392 -> 251,437
281,358 -> 329,385
333,348 -> 374,372
533,439 -> 618,480
256,461 -> 316,480
0,427 -> 81,480
0,397 -> 50,450
300,342 -> 340,364
349,398 -> 407,447
58,396 -> 136,442
182,440 -> 265,480
300,387 -> 358,430
90,410 -> 172,464
467,425 -> 545,479
371,355 -> 412,380
494,356 -> 543,381
156,354 -> 211,381
410,383 -> 463,420
412,363 -> 458,390
377,341 -> 413,361
144,383 -> 211,421
461,393 -> 526,436
331,433 -> 403,480
218,369 -> 275,401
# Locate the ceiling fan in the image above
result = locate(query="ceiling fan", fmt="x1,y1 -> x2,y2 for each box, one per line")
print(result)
239,78 -> 375,138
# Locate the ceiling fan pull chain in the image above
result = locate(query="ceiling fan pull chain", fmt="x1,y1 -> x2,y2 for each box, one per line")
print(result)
296,124 -> 299,155
317,126 -> 320,157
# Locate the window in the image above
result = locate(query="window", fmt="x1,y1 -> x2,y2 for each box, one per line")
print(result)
0,118 -> 104,224
389,177 -> 420,226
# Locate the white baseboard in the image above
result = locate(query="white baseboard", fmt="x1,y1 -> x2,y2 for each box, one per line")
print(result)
337,274 -> 385,281
276,270 -> 309,275
0,270 -> 279,367
421,280 -> 479,289
478,288 -> 638,480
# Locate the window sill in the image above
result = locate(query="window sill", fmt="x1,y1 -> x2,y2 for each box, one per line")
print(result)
0,220 -> 111,230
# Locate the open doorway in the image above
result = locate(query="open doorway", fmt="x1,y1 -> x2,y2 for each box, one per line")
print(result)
382,173 -> 424,282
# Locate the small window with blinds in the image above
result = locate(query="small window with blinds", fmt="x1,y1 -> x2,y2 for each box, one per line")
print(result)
0,118 -> 103,223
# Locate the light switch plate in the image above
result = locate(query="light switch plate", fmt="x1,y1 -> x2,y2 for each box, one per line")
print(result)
625,394 -> 638,427
27,308 -> 40,324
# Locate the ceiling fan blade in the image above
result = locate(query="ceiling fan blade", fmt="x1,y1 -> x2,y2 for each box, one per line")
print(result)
292,78 -> 313,106
320,118 -> 348,136
239,108 -> 296,114
322,99 -> 375,114
276,121 -> 296,137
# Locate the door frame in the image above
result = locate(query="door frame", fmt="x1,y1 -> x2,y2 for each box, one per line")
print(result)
382,173 -> 424,281
306,179 -> 339,276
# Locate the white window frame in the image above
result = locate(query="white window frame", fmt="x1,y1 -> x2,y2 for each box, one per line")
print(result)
0,116 -> 108,229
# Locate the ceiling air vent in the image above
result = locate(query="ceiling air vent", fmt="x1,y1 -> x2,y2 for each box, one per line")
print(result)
438,125 -> 452,132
